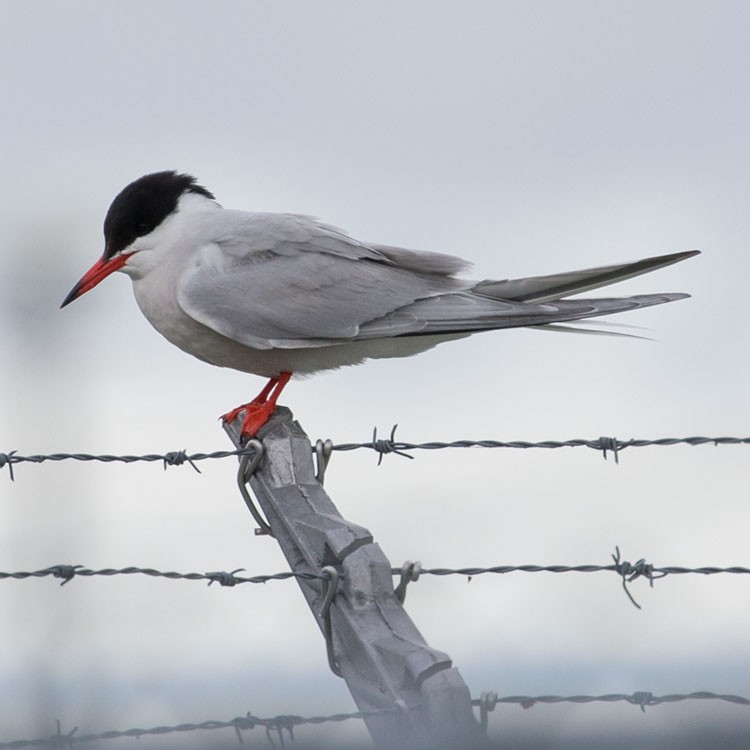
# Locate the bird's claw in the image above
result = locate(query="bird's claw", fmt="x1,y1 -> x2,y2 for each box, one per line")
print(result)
221,402 -> 276,438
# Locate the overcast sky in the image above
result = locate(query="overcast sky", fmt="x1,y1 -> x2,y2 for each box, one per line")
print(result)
1,2 -> 749,748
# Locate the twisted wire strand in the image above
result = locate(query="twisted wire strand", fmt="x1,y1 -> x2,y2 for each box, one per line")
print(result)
3,554 -> 749,612
1,433 -> 748,479
0,707 -> 398,749
335,430 -> 750,466
2,692 -> 748,749
0,447 -> 259,480
473,690 -> 750,713
3,562 -> 749,587
0,565 -> 332,587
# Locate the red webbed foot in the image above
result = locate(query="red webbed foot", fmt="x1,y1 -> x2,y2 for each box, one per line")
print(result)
220,371 -> 292,438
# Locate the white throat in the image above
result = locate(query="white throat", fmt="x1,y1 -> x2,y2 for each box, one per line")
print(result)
120,192 -> 221,280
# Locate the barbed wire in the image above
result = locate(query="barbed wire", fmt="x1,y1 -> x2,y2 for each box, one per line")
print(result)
347,427 -> 750,465
5,432 -> 746,748
1,431 -> 748,479
473,690 -> 750,712
3,548 -> 749,608
2,691 -> 748,749
0,447 -> 259,480
0,706 -> 398,749
0,565 -> 332,587
419,545 -> 750,610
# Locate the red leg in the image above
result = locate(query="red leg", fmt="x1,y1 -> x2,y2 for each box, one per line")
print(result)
220,376 -> 279,424
221,371 -> 293,438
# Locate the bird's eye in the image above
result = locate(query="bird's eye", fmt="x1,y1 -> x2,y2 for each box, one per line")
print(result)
135,222 -> 152,236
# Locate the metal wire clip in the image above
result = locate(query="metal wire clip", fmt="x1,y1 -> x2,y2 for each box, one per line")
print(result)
314,438 -> 333,484
318,565 -> 342,678
236,440 -> 273,537
394,560 -> 422,604
478,691 -> 498,733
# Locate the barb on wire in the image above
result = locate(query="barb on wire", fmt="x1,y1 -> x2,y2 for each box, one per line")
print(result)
162,450 -> 201,473
597,436 -> 620,463
3,433 -> 748,478
611,545 -> 667,609
0,451 -> 16,481
48,565 -> 84,586
370,425 -> 414,465
205,568 -> 246,587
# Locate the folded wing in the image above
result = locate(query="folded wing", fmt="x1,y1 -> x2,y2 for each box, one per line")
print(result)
177,214 -> 698,350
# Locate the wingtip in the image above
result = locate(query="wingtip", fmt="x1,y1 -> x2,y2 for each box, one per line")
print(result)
650,249 -> 701,266
669,249 -> 701,264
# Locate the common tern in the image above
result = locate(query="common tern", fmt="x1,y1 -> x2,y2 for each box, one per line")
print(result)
62,171 -> 699,437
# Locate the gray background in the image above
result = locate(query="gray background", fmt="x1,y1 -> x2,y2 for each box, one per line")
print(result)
1,2 -> 748,747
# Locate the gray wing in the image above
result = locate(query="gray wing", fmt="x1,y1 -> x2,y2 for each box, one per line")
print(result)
177,213 -> 468,349
178,212 -> 697,349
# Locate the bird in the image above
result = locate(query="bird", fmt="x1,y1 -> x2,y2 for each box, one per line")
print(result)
62,171 -> 699,438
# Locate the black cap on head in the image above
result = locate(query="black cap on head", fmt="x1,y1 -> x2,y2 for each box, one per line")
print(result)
103,171 -> 215,258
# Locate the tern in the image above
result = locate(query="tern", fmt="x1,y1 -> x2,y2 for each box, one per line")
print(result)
62,171 -> 699,437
